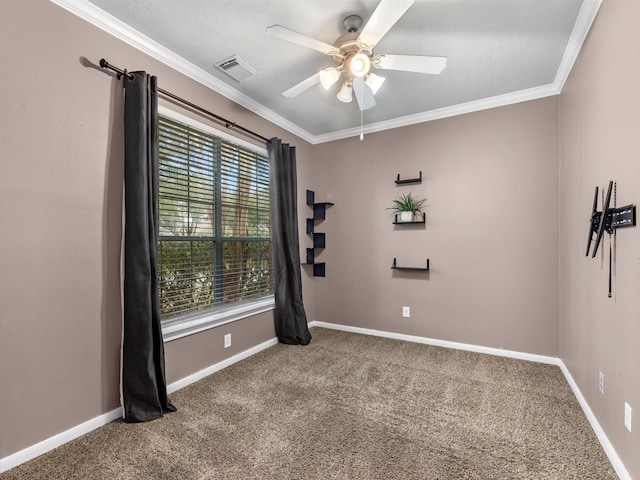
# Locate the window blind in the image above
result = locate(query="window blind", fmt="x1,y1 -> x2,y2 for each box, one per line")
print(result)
157,116 -> 272,320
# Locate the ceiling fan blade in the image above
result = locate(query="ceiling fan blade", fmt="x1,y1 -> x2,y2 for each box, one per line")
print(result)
282,73 -> 320,98
373,54 -> 447,74
357,0 -> 414,50
352,77 -> 376,111
266,25 -> 338,56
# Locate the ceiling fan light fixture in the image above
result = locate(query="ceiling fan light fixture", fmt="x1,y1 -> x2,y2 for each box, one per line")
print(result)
350,53 -> 371,77
365,72 -> 385,94
337,81 -> 353,103
319,67 -> 340,90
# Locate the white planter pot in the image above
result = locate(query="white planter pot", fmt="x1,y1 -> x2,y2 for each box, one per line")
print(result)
400,211 -> 413,222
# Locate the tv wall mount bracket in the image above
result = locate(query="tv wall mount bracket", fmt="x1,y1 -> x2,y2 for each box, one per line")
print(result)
585,181 -> 636,297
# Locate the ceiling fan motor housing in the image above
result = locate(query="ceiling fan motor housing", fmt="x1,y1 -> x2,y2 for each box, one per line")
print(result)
343,14 -> 363,33
332,30 -> 373,78
332,33 -> 359,60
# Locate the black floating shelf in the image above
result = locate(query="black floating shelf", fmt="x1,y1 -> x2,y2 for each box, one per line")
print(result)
391,258 -> 430,271
306,190 -> 334,219
392,212 -> 426,224
313,263 -> 326,277
304,189 -> 333,277
312,233 -> 325,249
313,203 -> 334,220
395,171 -> 422,185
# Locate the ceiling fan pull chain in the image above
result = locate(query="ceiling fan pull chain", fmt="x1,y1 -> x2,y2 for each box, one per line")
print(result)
360,82 -> 364,141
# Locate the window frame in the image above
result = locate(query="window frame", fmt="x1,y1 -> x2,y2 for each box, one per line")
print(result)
157,105 -> 274,342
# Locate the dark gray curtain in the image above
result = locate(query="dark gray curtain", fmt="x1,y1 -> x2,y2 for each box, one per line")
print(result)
268,138 -> 312,345
122,71 -> 176,422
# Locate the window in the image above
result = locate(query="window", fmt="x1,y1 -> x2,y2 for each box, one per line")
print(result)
157,108 -> 273,341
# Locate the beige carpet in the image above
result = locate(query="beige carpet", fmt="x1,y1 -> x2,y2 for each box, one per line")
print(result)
1,327 -> 618,479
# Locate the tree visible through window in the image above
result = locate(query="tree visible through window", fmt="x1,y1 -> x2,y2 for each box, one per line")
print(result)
157,115 -> 272,320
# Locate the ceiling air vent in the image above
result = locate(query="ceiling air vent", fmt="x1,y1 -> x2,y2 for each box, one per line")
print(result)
214,55 -> 259,82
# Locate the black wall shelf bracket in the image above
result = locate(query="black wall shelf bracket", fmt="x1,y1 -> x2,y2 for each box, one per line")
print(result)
392,212 -> 426,224
395,171 -> 422,185
391,258 -> 430,271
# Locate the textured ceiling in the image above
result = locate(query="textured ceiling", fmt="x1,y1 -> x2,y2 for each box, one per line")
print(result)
68,0 -> 598,143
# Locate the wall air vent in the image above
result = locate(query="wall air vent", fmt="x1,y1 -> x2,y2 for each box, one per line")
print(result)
214,55 -> 259,82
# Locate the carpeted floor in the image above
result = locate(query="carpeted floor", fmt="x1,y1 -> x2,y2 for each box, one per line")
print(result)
1,327 -> 618,479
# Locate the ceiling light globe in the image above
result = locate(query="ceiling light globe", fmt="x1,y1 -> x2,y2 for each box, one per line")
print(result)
365,73 -> 385,94
337,82 -> 353,103
319,68 -> 340,90
350,53 -> 371,78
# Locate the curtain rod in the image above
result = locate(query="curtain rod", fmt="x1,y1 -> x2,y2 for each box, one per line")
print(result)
99,59 -> 270,144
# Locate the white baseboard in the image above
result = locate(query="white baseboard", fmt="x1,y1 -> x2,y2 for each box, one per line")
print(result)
309,320 -> 631,480
167,337 -> 278,393
0,407 -> 122,474
558,362 -> 631,480
309,321 -> 561,365
3,324 -> 630,480
0,336 -> 278,474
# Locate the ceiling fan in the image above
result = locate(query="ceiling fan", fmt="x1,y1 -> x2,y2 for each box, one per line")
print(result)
266,0 -> 447,111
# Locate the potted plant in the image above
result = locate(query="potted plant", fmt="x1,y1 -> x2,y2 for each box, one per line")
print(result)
388,192 -> 426,222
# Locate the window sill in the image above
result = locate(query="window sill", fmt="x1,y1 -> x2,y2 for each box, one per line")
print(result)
161,295 -> 275,342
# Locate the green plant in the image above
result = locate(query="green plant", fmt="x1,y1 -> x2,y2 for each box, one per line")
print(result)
388,192 -> 426,214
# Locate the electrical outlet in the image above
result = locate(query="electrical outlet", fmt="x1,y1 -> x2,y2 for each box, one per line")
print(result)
598,371 -> 605,395
224,333 -> 231,349
402,306 -> 410,318
624,403 -> 632,432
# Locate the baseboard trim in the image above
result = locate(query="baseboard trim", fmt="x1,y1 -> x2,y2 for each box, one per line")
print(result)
3,325 -> 629,479
309,320 -> 631,480
0,407 -> 122,474
0,336 -> 278,474
166,337 -> 279,394
309,321 -> 561,365
558,362 -> 631,480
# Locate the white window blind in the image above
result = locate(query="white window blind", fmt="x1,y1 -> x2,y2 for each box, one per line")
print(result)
157,115 -> 272,321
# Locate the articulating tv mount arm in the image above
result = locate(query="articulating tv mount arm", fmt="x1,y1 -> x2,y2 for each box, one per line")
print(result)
585,181 -> 636,296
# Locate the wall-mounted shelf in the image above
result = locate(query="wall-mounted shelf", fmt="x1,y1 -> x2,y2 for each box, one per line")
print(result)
391,258 -> 430,271
395,171 -> 422,185
302,190 -> 333,277
303,249 -> 326,277
392,212 -> 426,225
306,190 -> 334,218
311,233 -> 325,249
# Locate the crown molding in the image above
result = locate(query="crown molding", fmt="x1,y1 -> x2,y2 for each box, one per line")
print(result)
313,84 -> 561,143
554,0 -> 603,91
51,0 -> 601,145
50,0 -> 316,144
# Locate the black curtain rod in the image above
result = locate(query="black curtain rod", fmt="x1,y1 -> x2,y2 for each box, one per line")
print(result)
99,59 -> 270,144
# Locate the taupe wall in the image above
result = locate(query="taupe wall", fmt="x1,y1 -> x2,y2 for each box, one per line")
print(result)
0,0 -> 314,459
312,98 -> 560,356
2,0 -> 637,477
559,0 -> 640,477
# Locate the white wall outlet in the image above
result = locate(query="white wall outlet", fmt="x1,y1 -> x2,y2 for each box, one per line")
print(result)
224,333 -> 231,349
402,306 -> 410,318
598,371 -> 605,395
624,403 -> 632,432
